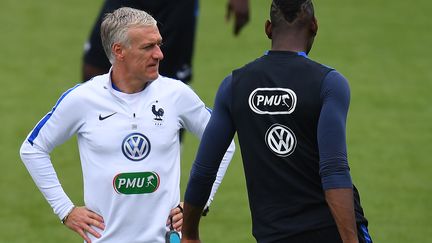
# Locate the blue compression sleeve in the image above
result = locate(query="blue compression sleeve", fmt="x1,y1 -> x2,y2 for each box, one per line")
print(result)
185,76 -> 236,206
318,71 -> 353,190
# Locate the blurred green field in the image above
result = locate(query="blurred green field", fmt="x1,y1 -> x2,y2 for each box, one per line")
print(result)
1,0 -> 431,242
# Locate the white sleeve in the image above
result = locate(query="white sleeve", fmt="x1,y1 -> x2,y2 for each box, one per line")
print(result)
20,141 -> 75,221
178,85 -> 235,208
19,85 -> 83,221
204,140 -> 235,209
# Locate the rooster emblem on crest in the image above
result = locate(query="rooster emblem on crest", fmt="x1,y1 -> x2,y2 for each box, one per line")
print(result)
152,104 -> 164,121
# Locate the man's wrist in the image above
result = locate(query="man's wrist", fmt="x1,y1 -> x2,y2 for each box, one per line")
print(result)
61,206 -> 75,224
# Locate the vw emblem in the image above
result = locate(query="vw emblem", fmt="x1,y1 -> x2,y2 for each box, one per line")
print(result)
265,124 -> 296,157
122,133 -> 151,161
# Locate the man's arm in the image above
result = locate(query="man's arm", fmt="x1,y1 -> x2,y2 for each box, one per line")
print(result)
325,189 -> 358,243
318,71 -> 358,243
182,76 -> 236,241
182,203 -> 205,242
19,85 -> 104,242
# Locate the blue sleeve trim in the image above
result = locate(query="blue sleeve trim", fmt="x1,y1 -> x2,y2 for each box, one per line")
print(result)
28,84 -> 80,145
360,224 -> 373,243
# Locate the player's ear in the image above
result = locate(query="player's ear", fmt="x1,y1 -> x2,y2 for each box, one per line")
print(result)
112,43 -> 125,61
265,20 -> 272,39
310,16 -> 318,37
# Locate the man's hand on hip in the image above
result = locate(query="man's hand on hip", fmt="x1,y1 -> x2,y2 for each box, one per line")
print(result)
64,206 -> 105,243
167,202 -> 184,232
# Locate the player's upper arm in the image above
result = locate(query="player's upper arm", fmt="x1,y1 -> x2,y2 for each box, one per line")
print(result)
26,84 -> 85,153
318,70 -> 352,190
176,83 -> 211,137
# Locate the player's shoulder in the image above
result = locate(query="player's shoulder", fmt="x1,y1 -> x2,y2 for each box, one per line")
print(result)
56,74 -> 108,104
326,69 -> 346,79
323,69 -> 350,87
236,55 -> 266,71
153,75 -> 204,107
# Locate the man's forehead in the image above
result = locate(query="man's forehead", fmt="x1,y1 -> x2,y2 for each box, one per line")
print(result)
128,25 -> 162,42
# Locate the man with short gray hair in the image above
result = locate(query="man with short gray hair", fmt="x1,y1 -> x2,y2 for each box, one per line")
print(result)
101,7 -> 158,64
20,7 -> 234,243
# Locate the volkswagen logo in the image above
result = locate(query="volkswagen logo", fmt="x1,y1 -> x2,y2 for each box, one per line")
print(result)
122,133 -> 151,161
265,124 -> 297,157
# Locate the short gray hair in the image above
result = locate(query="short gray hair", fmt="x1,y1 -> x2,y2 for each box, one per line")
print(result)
101,7 -> 157,64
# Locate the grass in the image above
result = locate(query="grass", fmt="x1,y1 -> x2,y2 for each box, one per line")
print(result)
1,0 -> 431,242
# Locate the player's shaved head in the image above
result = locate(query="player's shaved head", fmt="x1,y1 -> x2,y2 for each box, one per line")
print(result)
265,0 -> 317,53
270,0 -> 314,31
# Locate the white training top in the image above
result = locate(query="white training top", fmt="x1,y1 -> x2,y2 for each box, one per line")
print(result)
20,73 -> 234,243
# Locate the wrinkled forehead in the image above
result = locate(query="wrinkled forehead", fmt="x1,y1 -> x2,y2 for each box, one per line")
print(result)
127,25 -> 162,44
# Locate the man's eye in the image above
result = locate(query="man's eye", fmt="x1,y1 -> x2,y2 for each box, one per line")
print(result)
142,43 -> 162,50
142,44 -> 154,50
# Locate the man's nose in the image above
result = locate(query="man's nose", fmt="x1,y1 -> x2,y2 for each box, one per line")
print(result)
153,45 -> 164,60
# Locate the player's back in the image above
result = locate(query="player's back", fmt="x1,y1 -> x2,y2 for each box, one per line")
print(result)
230,50 -> 335,241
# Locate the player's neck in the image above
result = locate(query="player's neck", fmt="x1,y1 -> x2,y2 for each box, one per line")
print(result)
110,67 -> 149,94
272,41 -> 308,53
271,31 -> 311,53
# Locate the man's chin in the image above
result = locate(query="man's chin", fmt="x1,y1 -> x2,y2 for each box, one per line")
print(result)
146,67 -> 159,79
148,72 -> 159,80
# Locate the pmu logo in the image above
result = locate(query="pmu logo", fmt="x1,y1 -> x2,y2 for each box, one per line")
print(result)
265,124 -> 297,157
122,133 -> 151,161
248,88 -> 297,115
113,172 -> 160,194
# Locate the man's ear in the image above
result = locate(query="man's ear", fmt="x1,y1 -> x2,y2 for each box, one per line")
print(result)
112,43 -> 124,61
310,16 -> 318,37
265,20 -> 272,39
